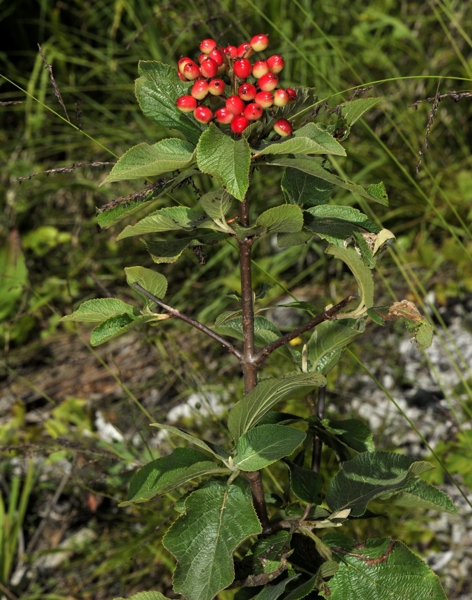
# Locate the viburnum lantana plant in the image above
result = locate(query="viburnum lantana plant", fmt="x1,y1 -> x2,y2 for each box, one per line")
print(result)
62,34 -> 454,600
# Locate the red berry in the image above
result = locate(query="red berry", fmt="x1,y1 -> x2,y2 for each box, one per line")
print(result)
226,95 -> 245,115
224,45 -> 238,59
194,106 -> 213,124
176,95 -> 198,113
215,107 -> 234,124
257,72 -> 278,91
200,39 -> 217,54
208,48 -> 224,66
237,42 -> 253,58
198,53 -> 206,64
178,71 -> 187,81
255,91 -> 274,108
183,61 -> 200,80
273,88 -> 290,107
273,119 -> 292,136
191,80 -> 209,100
217,63 -> 227,75
252,60 -> 269,79
231,115 -> 250,134
243,102 -> 263,121
250,34 -> 269,52
200,57 -> 218,78
238,83 -> 257,101
178,56 -> 193,74
234,58 -> 252,78
286,87 -> 297,102
267,54 -> 284,74
208,78 -> 226,95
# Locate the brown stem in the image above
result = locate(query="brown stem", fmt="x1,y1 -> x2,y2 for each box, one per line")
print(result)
238,199 -> 269,531
238,201 -> 257,393
253,295 -> 356,366
132,283 -> 243,360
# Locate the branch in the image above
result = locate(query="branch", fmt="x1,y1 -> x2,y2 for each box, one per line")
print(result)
38,43 -> 70,122
132,283 -> 243,360
254,295 -> 356,366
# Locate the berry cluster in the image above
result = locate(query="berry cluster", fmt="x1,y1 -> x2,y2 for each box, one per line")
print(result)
176,34 -> 295,136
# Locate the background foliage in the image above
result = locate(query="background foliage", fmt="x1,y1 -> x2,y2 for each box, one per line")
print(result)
1,0 -> 471,598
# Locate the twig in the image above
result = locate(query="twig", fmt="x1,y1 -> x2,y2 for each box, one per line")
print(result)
37,43 -> 70,122
132,283 -> 243,360
254,295 -> 356,366
0,583 -> 18,600
12,162 -> 114,183
410,90 -> 472,174
25,471 -> 70,555
75,100 -> 83,130
0,100 -> 24,106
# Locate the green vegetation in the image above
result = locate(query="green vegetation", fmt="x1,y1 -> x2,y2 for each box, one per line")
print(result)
1,1 -> 471,598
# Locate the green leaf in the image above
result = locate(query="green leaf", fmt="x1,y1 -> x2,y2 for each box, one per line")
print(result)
149,422 -> 230,462
236,205 -> 304,239
411,320 -> 434,350
257,124 -> 345,157
306,205 -> 381,235
283,575 -> 318,600
234,425 -> 306,471
282,167 -> 333,207
380,477 -> 457,513
97,169 -> 199,229
163,478 -> 262,600
102,139 -> 195,185
199,188 -> 234,220
135,61 -> 205,145
120,448 -> 225,506
257,411 -> 302,426
295,124 -> 347,151
322,534 -> 447,600
253,576 -> 299,600
367,307 -> 385,326
0,232 -> 28,322
237,531 -> 292,580
144,238 -> 192,264
117,206 -> 211,240
277,231 -> 314,248
228,373 -> 326,441
325,245 -> 374,316
325,452 -> 434,517
60,298 -> 135,323
338,97 -> 383,126
125,266 -> 168,299
196,124 -> 251,201
90,313 -> 145,346
213,315 -> 295,361
323,418 -> 375,453
270,157 -> 388,206
286,460 -> 323,503
144,232 -> 228,264
307,319 -> 365,373
114,592 -> 172,600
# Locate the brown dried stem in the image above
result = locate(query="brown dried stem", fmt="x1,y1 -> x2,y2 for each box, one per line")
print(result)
37,43 -> 70,122
253,295 -> 356,366
132,283 -> 242,360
